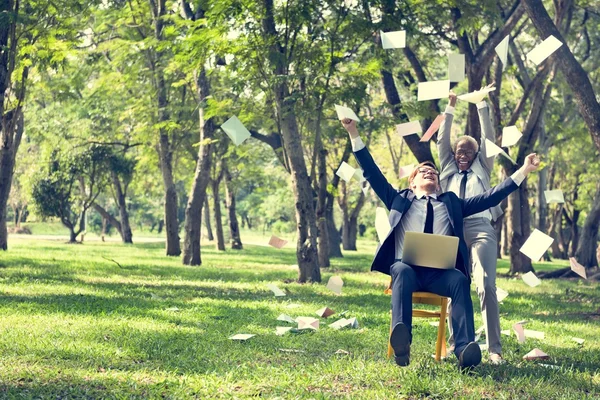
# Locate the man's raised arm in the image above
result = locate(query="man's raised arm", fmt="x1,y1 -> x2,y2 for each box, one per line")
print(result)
437,92 -> 457,173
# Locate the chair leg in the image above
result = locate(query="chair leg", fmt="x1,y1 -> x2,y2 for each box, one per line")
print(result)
437,298 -> 448,360
387,312 -> 394,358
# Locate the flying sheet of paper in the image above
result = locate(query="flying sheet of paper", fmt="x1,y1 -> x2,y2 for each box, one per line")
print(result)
569,257 -> 587,279
267,284 -> 286,297
526,35 -> 563,65
448,53 -> 465,82
523,348 -> 549,360
336,161 -> 356,183
229,333 -> 255,341
418,80 -> 450,101
380,30 -> 406,49
420,114 -> 446,142
275,327 -> 294,336
361,181 -> 370,196
315,307 -> 335,318
513,323 -> 526,343
484,139 -> 516,164
519,229 -> 554,262
495,35 -> 509,70
297,317 -> 319,330
326,276 -> 344,295
277,314 -> 296,324
572,337 -> 585,345
335,104 -> 360,122
502,126 -> 522,147
396,121 -> 422,137
399,164 -> 415,179
544,189 -> 565,204
524,329 -> 545,340
457,87 -> 496,104
521,271 -> 542,287
375,207 -> 392,243
268,235 -> 288,249
497,287 -> 509,303
221,116 -> 251,146
354,168 -> 366,183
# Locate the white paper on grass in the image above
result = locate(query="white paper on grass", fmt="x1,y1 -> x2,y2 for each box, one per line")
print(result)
277,314 -> 296,324
375,207 -> 391,243
326,276 -> 344,295
519,229 -> 554,262
496,287 -> 509,303
572,337 -> 585,345
267,284 -> 286,297
457,87 -> 496,104
495,35 -> 509,70
229,333 -> 255,341
396,121 -> 422,137
448,53 -> 465,82
399,164 -> 415,179
524,329 -> 545,340
417,80 -> 450,101
380,30 -> 406,49
526,35 -> 563,65
523,348 -> 549,360
335,105 -> 360,122
544,189 -> 565,204
221,116 -> 251,146
275,327 -> 293,336
336,161 -> 356,183
296,317 -> 319,330
502,126 -> 522,147
521,271 -> 542,287
484,139 -> 516,164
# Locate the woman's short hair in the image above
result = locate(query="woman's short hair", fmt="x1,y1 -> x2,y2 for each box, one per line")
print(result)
452,136 -> 479,153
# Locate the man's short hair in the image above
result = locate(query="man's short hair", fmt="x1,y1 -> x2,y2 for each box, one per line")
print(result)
408,161 -> 439,186
452,136 -> 479,153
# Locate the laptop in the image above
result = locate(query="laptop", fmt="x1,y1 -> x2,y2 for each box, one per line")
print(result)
402,232 -> 459,269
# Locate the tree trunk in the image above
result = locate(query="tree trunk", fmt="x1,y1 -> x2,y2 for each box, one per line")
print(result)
0,110 -> 23,250
69,228 -> 77,243
223,161 -> 242,250
316,149 -> 330,267
212,177 -> 225,251
575,185 -> 600,268
93,203 -> 122,234
507,183 -> 534,274
111,171 -> 133,244
342,216 -> 359,251
325,197 -> 342,258
203,197 -> 214,241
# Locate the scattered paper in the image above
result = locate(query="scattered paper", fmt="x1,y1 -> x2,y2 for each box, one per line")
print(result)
335,349 -> 350,355
296,317 -> 319,330
346,317 -> 359,328
484,139 -> 515,164
539,363 -> 560,370
398,164 -> 415,179
544,189 -> 565,204
429,321 -> 439,327
267,284 -> 286,297
396,121 -> 422,137
229,334 -> 255,341
335,105 -> 360,122
375,207 -> 392,243
474,325 -> 485,342
326,276 -> 344,295
380,30 -> 406,49
279,348 -> 305,353
329,317 -> 358,330
526,35 -> 563,65
165,307 -> 180,312
478,342 -> 488,351
354,169 -> 366,183
268,235 -> 288,249
275,327 -> 294,336
448,53 -> 465,82
285,303 -> 301,309
497,287 -> 509,303
418,80 -> 450,101
277,314 -> 296,324
221,116 -> 251,146
521,271 -> 542,287
513,323 -> 526,343
524,329 -> 545,340
420,114 -> 446,142
457,86 -> 496,104
501,329 -> 510,336
495,35 -> 509,70
502,126 -> 522,147
336,161 -> 357,183
150,293 -> 163,300
523,348 -> 549,360
569,257 -> 587,279
520,229 -> 554,262
572,337 -> 585,345
316,307 -> 335,318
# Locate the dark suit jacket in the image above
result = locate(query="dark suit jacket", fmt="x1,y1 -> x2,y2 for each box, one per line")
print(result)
354,146 -> 518,282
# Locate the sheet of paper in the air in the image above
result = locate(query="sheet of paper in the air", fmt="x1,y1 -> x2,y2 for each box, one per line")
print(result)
448,53 -> 465,82
221,116 -> 251,146
399,164 -> 415,179
484,139 -> 516,164
526,35 -> 563,65
267,284 -> 286,297
277,314 -> 296,324
501,126 -> 522,147
326,276 -> 344,295
569,257 -> 587,279
335,105 -> 360,121
296,317 -> 319,330
418,80 -> 450,101
544,189 -> 565,204
457,86 -> 496,104
524,329 -> 545,340
336,161 -> 356,183
380,30 -> 406,49
521,271 -> 542,287
497,287 -> 509,303
519,229 -> 554,262
375,207 -> 392,243
268,235 -> 288,249
354,168 -> 366,183
229,333 -> 255,341
420,114 -> 446,142
513,323 -> 526,343
361,181 -> 370,196
396,121 -> 422,137
523,348 -> 549,360
315,307 -> 335,318
495,35 -> 509,70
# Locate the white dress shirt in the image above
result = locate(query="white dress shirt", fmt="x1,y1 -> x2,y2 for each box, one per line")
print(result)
447,169 -> 492,220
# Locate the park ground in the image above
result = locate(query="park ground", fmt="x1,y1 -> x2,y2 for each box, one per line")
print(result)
0,227 -> 598,399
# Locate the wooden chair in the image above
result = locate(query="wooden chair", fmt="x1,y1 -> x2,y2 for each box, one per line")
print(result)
384,281 -> 448,362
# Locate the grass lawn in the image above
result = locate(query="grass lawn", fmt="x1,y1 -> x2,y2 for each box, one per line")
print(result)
0,235 -> 598,399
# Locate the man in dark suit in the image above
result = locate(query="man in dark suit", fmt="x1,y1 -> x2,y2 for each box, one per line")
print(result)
341,118 -> 540,369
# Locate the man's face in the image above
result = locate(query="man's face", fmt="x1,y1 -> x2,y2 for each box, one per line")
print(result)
455,141 -> 478,171
411,166 -> 440,193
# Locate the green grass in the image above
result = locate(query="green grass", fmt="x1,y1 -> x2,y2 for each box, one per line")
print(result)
0,235 -> 598,399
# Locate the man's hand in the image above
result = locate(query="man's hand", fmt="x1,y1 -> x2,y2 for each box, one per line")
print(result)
341,118 -> 359,139
521,153 -> 541,175
449,91 -> 457,107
